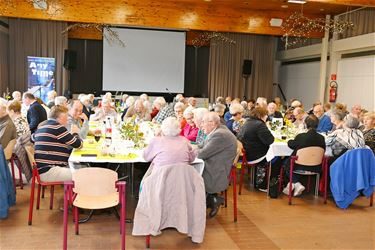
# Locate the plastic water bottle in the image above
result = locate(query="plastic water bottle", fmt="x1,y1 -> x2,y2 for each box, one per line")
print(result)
105,116 -> 112,146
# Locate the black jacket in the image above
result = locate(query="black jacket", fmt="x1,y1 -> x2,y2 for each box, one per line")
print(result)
266,111 -> 283,122
237,117 -> 274,161
287,129 -> 326,156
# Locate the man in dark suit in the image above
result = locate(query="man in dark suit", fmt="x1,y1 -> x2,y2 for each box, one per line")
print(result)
197,112 -> 237,218
23,93 -> 47,134
266,102 -> 283,122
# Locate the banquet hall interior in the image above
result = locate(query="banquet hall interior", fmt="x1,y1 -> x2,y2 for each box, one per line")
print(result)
0,0 -> 375,249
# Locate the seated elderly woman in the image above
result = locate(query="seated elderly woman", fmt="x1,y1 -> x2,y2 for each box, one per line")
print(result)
7,100 -> 30,137
143,117 -> 197,167
330,109 -> 346,131
283,115 -> 326,196
226,103 -> 245,135
326,115 -> 366,163
0,98 -> 17,148
90,98 -> 117,121
121,96 -> 135,120
361,112 -> 375,154
293,107 -> 307,129
123,99 -> 151,122
214,103 -> 226,125
174,102 -> 186,129
181,109 -> 199,142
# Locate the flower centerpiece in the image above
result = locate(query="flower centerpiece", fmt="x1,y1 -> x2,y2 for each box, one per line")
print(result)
119,115 -> 145,148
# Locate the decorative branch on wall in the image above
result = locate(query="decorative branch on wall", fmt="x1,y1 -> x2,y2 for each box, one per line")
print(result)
62,23 -> 126,47
192,32 -> 236,48
281,11 -> 354,49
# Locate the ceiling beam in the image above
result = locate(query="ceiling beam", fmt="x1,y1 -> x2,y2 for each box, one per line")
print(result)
0,0 -> 326,37
307,0 -> 375,7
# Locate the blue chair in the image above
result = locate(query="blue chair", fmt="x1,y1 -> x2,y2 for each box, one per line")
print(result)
330,148 -> 375,209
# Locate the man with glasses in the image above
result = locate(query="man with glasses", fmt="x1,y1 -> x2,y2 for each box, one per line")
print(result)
313,104 -> 333,133
196,112 -> 237,218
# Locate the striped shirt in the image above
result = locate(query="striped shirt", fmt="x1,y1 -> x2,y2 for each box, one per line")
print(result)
31,119 -> 83,174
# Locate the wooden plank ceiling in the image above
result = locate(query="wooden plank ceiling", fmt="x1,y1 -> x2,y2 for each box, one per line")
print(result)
1,0 -> 373,37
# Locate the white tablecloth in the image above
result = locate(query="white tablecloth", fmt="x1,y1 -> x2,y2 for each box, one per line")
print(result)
265,142 -> 293,162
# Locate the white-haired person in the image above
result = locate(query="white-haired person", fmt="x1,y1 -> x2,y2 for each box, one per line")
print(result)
123,99 -> 151,122
226,103 -> 245,135
121,96 -> 135,121
47,90 -> 57,108
79,94 -> 92,119
174,102 -> 186,129
181,109 -> 199,142
326,115 -> 366,164
214,103 -> 226,125
143,117 -> 197,168
256,97 -> 268,109
12,91 -> 22,102
362,112 -> 375,154
54,96 -> 68,107
0,98 -> 17,148
193,108 -> 209,145
153,97 -> 175,124
120,94 -> 129,109
266,102 -> 283,122
293,107 -> 308,129
313,104 -> 333,133
197,112 -> 237,218
241,101 -> 251,118
330,109 -> 346,131
224,99 -> 240,122
90,98 -> 117,121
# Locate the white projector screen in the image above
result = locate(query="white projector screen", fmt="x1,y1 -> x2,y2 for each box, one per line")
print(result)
103,28 -> 186,93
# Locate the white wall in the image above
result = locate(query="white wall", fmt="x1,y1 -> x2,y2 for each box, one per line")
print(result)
278,61 -> 321,107
336,55 -> 375,111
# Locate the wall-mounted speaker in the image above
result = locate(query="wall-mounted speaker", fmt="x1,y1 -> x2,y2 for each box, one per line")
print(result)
242,59 -> 252,75
63,50 -> 77,70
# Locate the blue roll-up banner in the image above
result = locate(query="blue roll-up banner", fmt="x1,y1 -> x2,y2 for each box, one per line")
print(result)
27,56 -> 55,104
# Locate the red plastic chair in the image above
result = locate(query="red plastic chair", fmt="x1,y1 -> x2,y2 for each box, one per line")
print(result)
25,145 -> 63,225
278,147 -> 328,205
63,168 -> 126,250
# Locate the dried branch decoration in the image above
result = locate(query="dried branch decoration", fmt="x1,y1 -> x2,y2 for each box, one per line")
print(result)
62,23 -> 126,47
192,32 -> 236,48
281,12 -> 354,49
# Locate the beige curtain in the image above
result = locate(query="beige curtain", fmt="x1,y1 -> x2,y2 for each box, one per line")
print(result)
0,30 -> 9,95
8,18 -> 68,95
339,7 -> 375,39
208,33 -> 276,102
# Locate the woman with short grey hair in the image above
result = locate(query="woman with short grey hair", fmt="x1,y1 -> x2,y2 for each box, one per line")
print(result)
330,109 -> 346,131
326,115 -> 366,161
226,103 -> 245,135
143,117 -> 196,168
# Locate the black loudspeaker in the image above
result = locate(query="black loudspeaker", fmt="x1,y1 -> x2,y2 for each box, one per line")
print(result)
242,59 -> 252,75
63,50 -> 77,70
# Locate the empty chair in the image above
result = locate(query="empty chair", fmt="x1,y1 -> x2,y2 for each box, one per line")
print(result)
63,167 -> 126,250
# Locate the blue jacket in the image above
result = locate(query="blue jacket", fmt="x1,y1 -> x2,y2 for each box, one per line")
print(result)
317,114 -> 333,133
330,148 -> 375,209
27,101 -> 47,134
0,146 -> 16,219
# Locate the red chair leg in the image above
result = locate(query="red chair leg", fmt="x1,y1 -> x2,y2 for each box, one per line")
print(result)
370,193 -> 373,207
324,159 -> 328,204
63,185 -> 70,250
238,162 -> 245,195
120,184 -> 126,250
289,161 -> 294,205
146,235 -> 151,248
232,167 -> 237,222
50,185 -> 55,210
28,176 -> 36,225
36,184 -> 41,209
224,190 -> 227,208
307,176 -> 311,193
10,158 -> 17,192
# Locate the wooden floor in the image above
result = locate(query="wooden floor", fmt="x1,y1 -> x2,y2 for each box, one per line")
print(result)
1,182 -> 374,250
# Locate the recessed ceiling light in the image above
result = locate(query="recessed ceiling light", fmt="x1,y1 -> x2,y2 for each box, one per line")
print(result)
320,8 -> 325,11
281,5 -> 289,8
204,0 -> 211,2
287,0 -> 306,4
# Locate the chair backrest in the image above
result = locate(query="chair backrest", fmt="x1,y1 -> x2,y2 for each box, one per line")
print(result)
3,139 -> 17,160
233,140 -> 243,165
295,146 -> 324,166
24,145 -> 36,168
72,167 -> 118,196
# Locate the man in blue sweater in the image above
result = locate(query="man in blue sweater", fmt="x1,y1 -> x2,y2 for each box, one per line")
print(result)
32,105 -> 82,182
313,104 -> 333,133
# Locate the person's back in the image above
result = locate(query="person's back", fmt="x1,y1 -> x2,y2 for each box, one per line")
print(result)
24,93 -> 47,134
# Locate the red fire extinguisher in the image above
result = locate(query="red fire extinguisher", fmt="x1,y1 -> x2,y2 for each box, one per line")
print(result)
329,81 -> 338,103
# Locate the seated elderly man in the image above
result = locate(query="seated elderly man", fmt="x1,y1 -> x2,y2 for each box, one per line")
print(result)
313,104 -> 333,133
0,98 -> 17,148
197,112 -> 237,218
91,98 -> 117,121
32,105 -> 82,182
193,108 -> 209,145
23,93 -> 47,134
67,100 -> 89,139
350,104 -> 362,119
266,102 -> 283,122
123,99 -> 151,122
143,117 -> 196,167
153,97 -> 175,124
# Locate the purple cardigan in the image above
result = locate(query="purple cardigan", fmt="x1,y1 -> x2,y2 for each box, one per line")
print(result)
143,136 -> 197,167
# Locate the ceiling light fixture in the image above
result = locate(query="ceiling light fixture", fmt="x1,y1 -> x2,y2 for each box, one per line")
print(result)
287,0 -> 306,4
